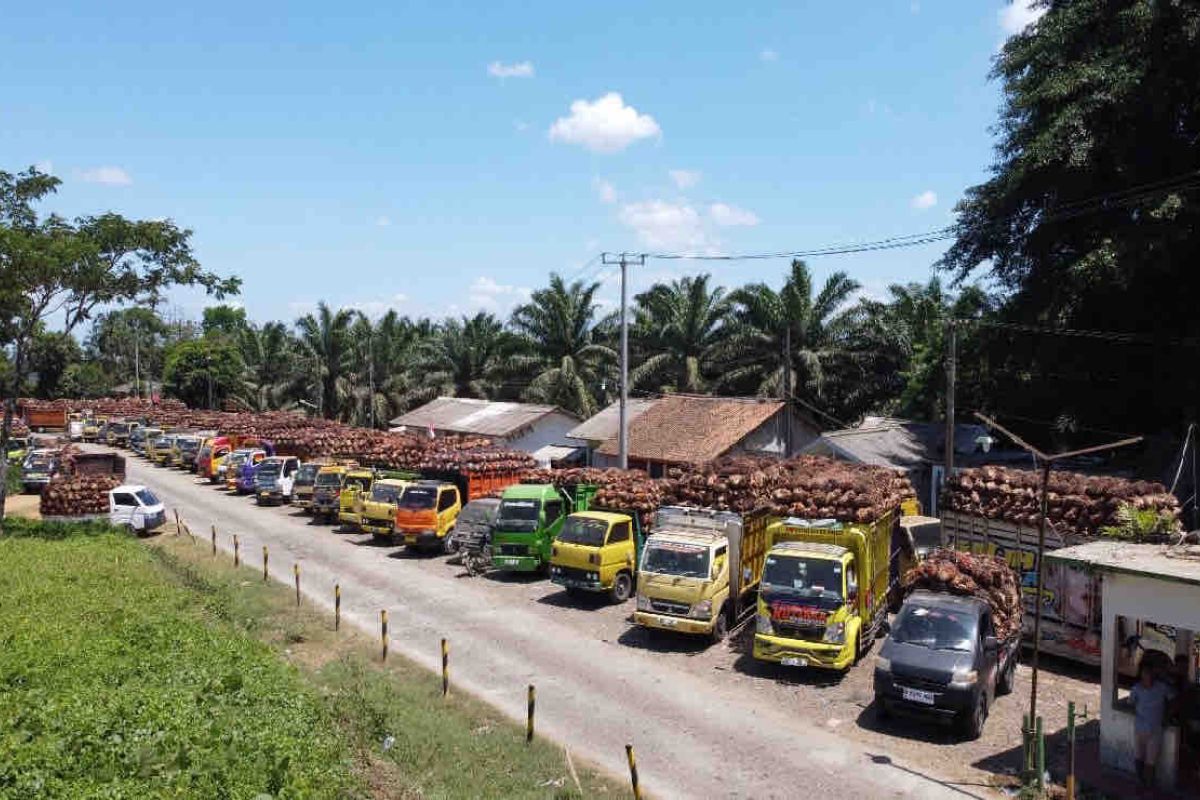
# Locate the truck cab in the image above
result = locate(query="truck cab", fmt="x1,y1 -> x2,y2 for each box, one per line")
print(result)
254,456 -> 301,505
131,427 -> 160,456
109,484 -> 167,533
491,484 -> 580,572
149,434 -> 177,466
634,507 -> 769,644
197,436 -> 232,482
68,414 -> 85,441
337,468 -> 377,529
292,461 -> 325,512
173,435 -> 202,470
105,421 -> 132,447
21,449 -> 60,494
394,481 -> 462,551
233,450 -> 269,493
550,510 -> 642,603
223,448 -> 265,491
360,478 -> 411,538
874,590 -> 1018,740
82,415 -> 103,443
753,514 -> 897,671
6,437 -> 29,465
312,465 -> 352,522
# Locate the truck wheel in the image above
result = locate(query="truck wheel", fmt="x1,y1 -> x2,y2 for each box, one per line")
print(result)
959,696 -> 987,741
997,655 -> 1016,696
610,572 -> 633,604
709,610 -> 728,644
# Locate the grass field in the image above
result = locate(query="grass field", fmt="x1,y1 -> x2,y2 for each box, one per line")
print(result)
0,519 -> 623,799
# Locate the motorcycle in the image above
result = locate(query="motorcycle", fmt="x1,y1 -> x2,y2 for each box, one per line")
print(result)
458,525 -> 493,577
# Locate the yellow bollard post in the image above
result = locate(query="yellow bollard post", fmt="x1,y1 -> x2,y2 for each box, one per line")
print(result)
263,545 -> 269,581
626,744 -> 641,800
335,584 -> 341,631
294,563 -> 301,607
441,638 -> 449,697
233,533 -> 240,567
526,684 -> 535,743
381,610 -> 388,661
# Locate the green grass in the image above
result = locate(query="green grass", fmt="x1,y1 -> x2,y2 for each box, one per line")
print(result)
4,463 -> 20,496
0,522 -> 625,799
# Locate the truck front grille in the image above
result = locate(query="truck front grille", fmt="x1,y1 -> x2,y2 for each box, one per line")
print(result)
497,543 -> 527,556
650,599 -> 690,616
894,673 -> 947,692
775,622 -> 826,641
554,566 -> 595,583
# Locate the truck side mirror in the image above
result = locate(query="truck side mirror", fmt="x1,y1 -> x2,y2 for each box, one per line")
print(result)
984,635 -> 999,653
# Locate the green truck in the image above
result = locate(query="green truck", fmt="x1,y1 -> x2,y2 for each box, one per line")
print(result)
490,483 -> 597,573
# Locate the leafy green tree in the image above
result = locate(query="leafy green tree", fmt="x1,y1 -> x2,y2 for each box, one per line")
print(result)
941,0 -> 1200,432
86,307 -> 169,395
59,361 -> 113,398
202,304 -> 249,339
162,338 -> 245,409
509,274 -> 616,417
294,302 -> 356,419
27,328 -> 83,398
717,259 -> 860,413
0,166 -> 238,522
631,274 -> 730,393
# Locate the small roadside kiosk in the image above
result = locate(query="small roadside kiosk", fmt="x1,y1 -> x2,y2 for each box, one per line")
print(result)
1047,541 -> 1200,795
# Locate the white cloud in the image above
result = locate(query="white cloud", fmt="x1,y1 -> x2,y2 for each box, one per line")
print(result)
593,177 -> 618,204
375,215 -> 392,227
999,0 -> 1046,35
709,202 -> 760,227
759,48 -> 779,62
910,190 -> 938,210
618,200 -> 708,251
668,169 -> 701,189
467,276 -> 531,312
79,166 -> 132,186
488,60 -> 534,78
548,92 -> 661,153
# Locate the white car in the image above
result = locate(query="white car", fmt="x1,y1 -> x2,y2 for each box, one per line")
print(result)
109,484 -> 167,533
254,456 -> 301,505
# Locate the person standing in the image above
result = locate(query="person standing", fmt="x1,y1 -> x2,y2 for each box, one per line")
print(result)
1131,660 -> 1177,786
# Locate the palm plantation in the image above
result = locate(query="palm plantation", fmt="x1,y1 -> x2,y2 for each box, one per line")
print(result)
294,302 -> 357,419
631,275 -> 730,394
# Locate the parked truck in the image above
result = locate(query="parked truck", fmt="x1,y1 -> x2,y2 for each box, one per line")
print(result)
633,506 -> 771,643
25,407 -> 67,432
292,461 -> 327,512
21,449 -> 61,494
172,434 -> 203,470
312,464 -> 355,522
491,483 -> 596,572
254,456 -> 302,505
359,478 -> 412,537
392,480 -> 462,551
550,509 -> 644,603
752,511 -> 904,671
337,467 -> 380,530
104,420 -> 135,447
874,588 -> 1020,739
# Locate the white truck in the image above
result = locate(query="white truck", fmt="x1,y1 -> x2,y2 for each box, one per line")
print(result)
46,484 -> 167,534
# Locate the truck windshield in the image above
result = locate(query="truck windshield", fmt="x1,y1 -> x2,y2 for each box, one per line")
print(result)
891,604 -> 976,652
497,499 -> 540,531
344,476 -> 372,492
315,472 -> 342,486
296,464 -> 321,483
642,542 -> 710,578
398,487 -> 436,509
257,464 -> 281,479
136,489 -> 159,506
26,455 -> 54,470
762,556 -> 843,605
557,516 -> 608,546
371,484 -> 404,503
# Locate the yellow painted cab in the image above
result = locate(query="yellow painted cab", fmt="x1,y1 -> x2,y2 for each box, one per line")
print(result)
550,510 -> 642,603
360,478 -> 411,538
150,433 -> 178,466
337,468 -> 376,530
312,464 -> 353,522
393,481 -> 461,552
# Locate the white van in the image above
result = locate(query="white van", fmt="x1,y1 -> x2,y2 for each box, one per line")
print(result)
108,485 -> 167,533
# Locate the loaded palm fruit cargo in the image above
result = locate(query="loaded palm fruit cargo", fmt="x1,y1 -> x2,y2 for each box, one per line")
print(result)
40,474 -> 123,516
901,549 -> 1023,641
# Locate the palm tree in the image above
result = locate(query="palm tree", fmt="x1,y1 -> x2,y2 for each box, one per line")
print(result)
717,259 -> 860,407
294,302 -> 356,419
630,274 -> 730,393
345,310 -> 435,426
509,273 -> 616,417
238,321 -> 294,410
404,313 -> 511,408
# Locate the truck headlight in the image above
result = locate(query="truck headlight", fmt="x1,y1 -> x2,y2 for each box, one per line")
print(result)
756,612 -> 773,635
688,600 -> 712,619
950,668 -> 979,688
636,595 -> 651,612
823,621 -> 846,644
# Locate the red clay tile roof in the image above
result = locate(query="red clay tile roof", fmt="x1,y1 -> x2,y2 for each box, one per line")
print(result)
595,396 -> 784,463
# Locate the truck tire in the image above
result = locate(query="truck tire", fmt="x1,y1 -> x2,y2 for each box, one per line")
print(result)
709,609 -> 728,644
997,653 -> 1016,696
959,696 -> 987,741
610,572 -> 633,604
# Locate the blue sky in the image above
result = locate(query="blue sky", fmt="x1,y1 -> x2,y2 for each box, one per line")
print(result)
1,1 -> 1044,325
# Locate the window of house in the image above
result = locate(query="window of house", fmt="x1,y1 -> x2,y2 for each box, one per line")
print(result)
1112,615 -> 1194,710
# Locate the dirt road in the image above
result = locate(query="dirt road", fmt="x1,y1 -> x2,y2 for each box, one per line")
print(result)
120,451 -> 1004,799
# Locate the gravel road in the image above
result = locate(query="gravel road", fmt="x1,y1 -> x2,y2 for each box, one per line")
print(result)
118,450 -> 1001,800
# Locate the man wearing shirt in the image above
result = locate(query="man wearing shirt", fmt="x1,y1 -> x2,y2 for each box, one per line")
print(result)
1131,661 -> 1177,786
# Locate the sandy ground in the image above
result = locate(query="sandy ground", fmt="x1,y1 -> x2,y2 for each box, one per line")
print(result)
5,492 -> 42,519
108,447 -> 1103,799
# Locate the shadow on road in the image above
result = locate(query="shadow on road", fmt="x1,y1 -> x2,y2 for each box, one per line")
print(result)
731,651 -> 847,688
536,590 -> 614,611
970,717 -> 1099,793
484,571 -> 544,586
617,625 -> 712,655
863,753 -> 993,799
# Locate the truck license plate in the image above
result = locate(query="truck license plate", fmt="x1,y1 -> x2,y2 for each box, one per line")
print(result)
782,657 -> 808,667
902,687 -> 936,705
500,557 -> 519,566
659,617 -> 677,627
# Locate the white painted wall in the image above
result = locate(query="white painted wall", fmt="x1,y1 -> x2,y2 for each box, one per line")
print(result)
1099,572 -> 1197,789
505,411 -> 581,454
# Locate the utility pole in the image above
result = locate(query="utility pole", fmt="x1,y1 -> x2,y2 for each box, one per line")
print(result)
602,252 -> 645,470
974,413 -> 1141,728
367,329 -> 376,430
133,321 -> 141,400
783,325 -> 793,455
944,320 -> 957,481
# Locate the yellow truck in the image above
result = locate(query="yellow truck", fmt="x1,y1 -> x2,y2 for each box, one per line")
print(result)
392,480 -> 462,551
337,468 -> 378,530
752,512 -> 900,671
292,461 -> 327,512
633,507 -> 770,643
550,510 -> 642,603
312,464 -> 354,522
149,433 -> 178,466
360,478 -> 412,537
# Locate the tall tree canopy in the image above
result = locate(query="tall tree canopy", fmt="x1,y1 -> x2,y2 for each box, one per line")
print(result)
631,274 -> 729,394
941,0 -> 1200,431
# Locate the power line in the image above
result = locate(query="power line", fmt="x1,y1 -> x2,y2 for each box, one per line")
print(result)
961,318 -> 1200,348
646,228 -> 955,261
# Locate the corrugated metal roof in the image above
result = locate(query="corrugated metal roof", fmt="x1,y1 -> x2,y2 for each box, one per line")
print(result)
566,398 -> 657,442
804,417 -> 991,469
530,444 -> 582,466
389,397 -> 578,438
595,395 -> 784,463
